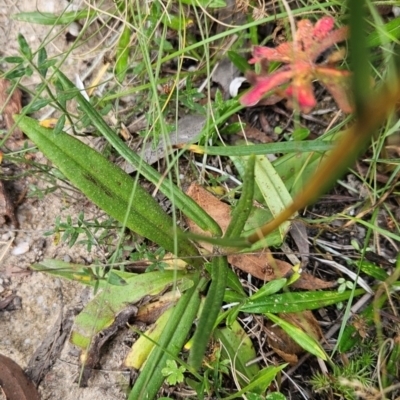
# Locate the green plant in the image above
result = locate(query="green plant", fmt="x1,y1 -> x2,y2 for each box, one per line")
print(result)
310,345 -> 376,400
2,0 -> 400,398
162,359 -> 186,385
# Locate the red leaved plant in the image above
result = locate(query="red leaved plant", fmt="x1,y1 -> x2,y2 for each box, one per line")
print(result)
240,16 -> 353,113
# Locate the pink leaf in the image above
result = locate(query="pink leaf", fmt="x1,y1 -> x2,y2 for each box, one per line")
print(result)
315,67 -> 353,113
312,16 -> 335,40
250,44 -> 292,63
285,79 -> 317,113
309,26 -> 349,61
242,17 -> 351,113
240,69 -> 293,106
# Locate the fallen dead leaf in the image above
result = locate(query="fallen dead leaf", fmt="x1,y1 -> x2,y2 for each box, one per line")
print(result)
0,353 -> 40,400
291,272 -> 336,290
136,291 -> 179,324
266,310 -> 322,365
185,182 -> 293,281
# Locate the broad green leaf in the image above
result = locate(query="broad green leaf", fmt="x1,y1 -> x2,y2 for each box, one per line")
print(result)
12,10 -> 97,25
266,313 -> 327,360
15,115 -> 201,265
2,56 -> 24,63
251,154 -> 293,239
226,267 -> 247,296
248,279 -> 287,301
273,151 -> 324,196
240,289 -> 365,313
71,270 -> 191,349
184,232 -> 250,248
22,98 -> 53,113
214,320 -> 260,387
37,47 -> 48,77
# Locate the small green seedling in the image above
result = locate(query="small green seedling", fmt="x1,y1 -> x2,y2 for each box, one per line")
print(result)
161,360 -> 186,385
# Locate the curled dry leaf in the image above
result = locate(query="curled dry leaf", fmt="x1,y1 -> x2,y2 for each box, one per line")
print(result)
0,78 -> 23,142
135,291 -> 180,324
0,354 -> 40,400
185,182 -> 292,281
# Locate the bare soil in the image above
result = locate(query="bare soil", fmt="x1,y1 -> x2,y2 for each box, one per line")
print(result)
0,1 -> 130,398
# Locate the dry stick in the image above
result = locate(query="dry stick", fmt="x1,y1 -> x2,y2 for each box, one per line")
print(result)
247,80 -> 400,244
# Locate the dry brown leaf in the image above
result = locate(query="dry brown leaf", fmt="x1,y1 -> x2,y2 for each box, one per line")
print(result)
291,272 -> 336,290
266,310 -> 322,365
242,125 -> 273,144
185,182 -> 293,281
0,180 -> 18,227
185,182 -> 231,252
136,291 -> 179,324
273,347 -> 299,365
227,251 -> 292,281
289,221 -> 309,267
0,78 -> 23,142
0,354 -> 40,400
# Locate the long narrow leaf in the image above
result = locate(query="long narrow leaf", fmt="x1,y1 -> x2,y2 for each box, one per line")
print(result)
224,155 -> 255,238
129,274 -> 204,399
15,115 -> 201,265
186,141 -> 334,156
53,70 -> 222,236
266,313 -> 327,360
240,289 -> 365,313
188,256 -> 229,369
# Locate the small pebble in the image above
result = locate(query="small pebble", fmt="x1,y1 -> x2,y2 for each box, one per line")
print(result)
68,22 -> 81,38
11,242 -> 30,256
229,77 -> 247,97
1,232 -> 11,241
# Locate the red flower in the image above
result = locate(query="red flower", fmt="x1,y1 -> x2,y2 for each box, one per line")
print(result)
240,17 -> 353,114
